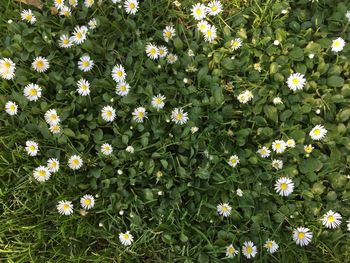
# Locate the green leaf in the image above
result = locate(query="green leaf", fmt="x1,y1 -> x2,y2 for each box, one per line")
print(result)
327,76 -> 344,87
263,105 -> 278,122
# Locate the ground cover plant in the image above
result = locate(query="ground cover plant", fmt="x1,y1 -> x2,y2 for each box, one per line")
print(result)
1,0 -> 350,262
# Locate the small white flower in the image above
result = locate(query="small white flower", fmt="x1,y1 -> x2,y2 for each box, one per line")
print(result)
237,90 -> 253,104
132,107 -> 147,123
281,9 -> 288,14
117,169 -> 123,175
84,0 -> 94,8
163,25 -> 176,42
264,240 -> 279,254
242,241 -> 257,259
54,0 -> 65,9
331,37 -> 345,52
44,109 -> 60,125
49,124 -> 61,134
33,166 -> 51,182
111,64 -> 126,83
225,244 -> 238,258
171,108 -> 189,125
346,10 -> 350,22
126,145 -> 134,153
166,53 -> 178,64
273,40 -> 280,46
101,143 -> 113,155
304,144 -> 314,154
286,139 -> 296,148
236,188 -> 243,197
217,203 -> 232,217
69,0 -> 78,7
24,83 -> 42,101
32,56 -> 50,73
119,231 -> 134,246
116,82 -> 130,96
151,94 -> 166,110
59,6 -> 71,17
88,18 -> 97,29
206,0 -> 222,16
197,20 -> 210,33
275,177 -> 294,196
191,126 -> 199,134
257,146 -> 270,158
158,46 -> 168,58
308,53 -> 315,59
80,194 -> 95,210
101,106 -> 116,122
57,200 -> 74,215
273,97 -> 283,105
124,0 -> 139,15
71,26 -> 88,45
191,3 -> 206,20
59,34 -> 73,48
0,58 -> 16,80
68,155 -> 83,170
272,159 -> 283,170
25,140 -> 39,156
203,25 -> 217,42
293,227 -> 312,246
321,210 -> 342,229
272,140 -> 287,154
287,73 -> 306,91
228,155 -> 239,168
78,56 -> 94,72
309,125 -> 327,141
145,43 -> 159,60
5,101 -> 18,116
230,38 -> 242,50
47,158 -> 60,173
21,9 -> 36,24
77,78 -> 91,96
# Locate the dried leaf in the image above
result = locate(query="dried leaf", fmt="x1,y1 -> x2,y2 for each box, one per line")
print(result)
15,0 -> 43,9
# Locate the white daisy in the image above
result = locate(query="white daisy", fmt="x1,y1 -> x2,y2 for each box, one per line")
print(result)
54,0 -> 65,10
21,9 -> 36,24
287,73 -> 306,91
286,139 -> 296,148
101,105 -> 116,122
321,210 -> 342,229
171,108 -> 189,125
57,200 -> 74,215
151,94 -> 166,110
132,107 -> 147,123
80,194 -> 95,210
119,231 -> 134,246
68,155 -> 83,170
230,38 -> 242,50
111,64 -> 126,83
33,166 -> 51,182
24,83 -> 42,101
207,0 -> 222,16
78,56 -> 94,72
272,140 -> 287,154
331,37 -> 345,52
293,227 -> 312,246
77,78 -> 91,96
309,125 -> 327,141
47,158 -> 60,173
197,20 -> 210,33
273,97 -> 283,105
59,34 -> 73,48
126,145 -> 134,153
59,6 -> 71,17
275,177 -> 294,196
264,240 -> 279,254
228,155 -> 240,168
158,46 -> 168,58
49,124 -> 61,134
237,90 -> 253,104
272,159 -> 283,170
145,43 -> 159,60
225,244 -> 238,258
68,0 -> 78,7
124,0 -> 139,15
236,188 -> 243,197
304,144 -> 314,154
191,126 -> 199,134
25,140 -> 39,156
0,58 -> 16,80
257,146 -> 270,158
217,203 -> 232,217
101,143 -> 113,155
203,25 -> 217,42
166,53 -> 178,64
32,56 -> 49,73
116,82 -> 130,96
5,101 -> 18,116
163,25 -> 176,42
191,3 -> 206,20
242,241 -> 257,259
88,18 -> 97,29
71,26 -> 88,45
44,109 -> 60,125
84,0 -> 94,8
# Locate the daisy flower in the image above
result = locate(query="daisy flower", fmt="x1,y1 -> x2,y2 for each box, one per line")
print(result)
293,227 -> 312,246
191,127 -> 199,134
44,109 -> 60,125
203,25 -> 217,42
32,56 -> 50,73
132,107 -> 147,123
54,0 -> 65,9
272,140 -> 287,154
171,108 -> 189,125
166,53 -> 178,64
59,34 -> 73,48
71,26 -> 88,45
124,0 -> 139,15
111,64 -> 126,83
151,94 -> 166,110
25,140 -> 39,156
191,3 -> 206,20
68,155 -> 83,170
321,210 -> 342,229
225,244 -> 238,258
126,145 -> 134,153
230,38 -> 242,50
264,240 -> 279,254
273,97 -> 283,105
145,43 -> 159,60
47,158 -> 60,173
49,124 -> 61,134
57,200 -> 74,215
119,231 -> 134,246
101,143 -> 113,156
24,83 -> 42,101
309,125 -> 327,141
197,20 -> 210,33
68,0 -> 78,7
272,159 -> 283,170
331,37 -> 345,52
21,9 -> 36,24
116,82 -> 130,96
217,203 -> 232,217
88,18 -> 97,29
228,155 -> 239,168
237,90 -> 253,104
275,177 -> 294,196
158,46 -> 168,58
304,144 -> 314,154
5,101 -> 18,116
286,139 -> 296,148
287,73 -> 306,91
346,10 -> 350,22
236,188 -> 243,197
78,56 -> 94,72
242,241 -> 257,259
0,58 -> 16,80
59,6 -> 71,17
84,0 -> 94,7
76,78 -> 91,96
207,0 -> 222,16
257,146 -> 270,158
101,105 -> 116,122
80,194 -> 95,210
33,166 -> 51,182
163,25 -> 176,42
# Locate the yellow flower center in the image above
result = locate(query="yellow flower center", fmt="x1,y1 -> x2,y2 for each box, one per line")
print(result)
266,242 -> 273,248
120,85 -> 127,91
30,89 -> 37,96
72,159 -> 79,166
156,171 -> 163,178
305,146 -> 312,153
200,24 -> 206,30
63,204 -> 69,210
246,246 -> 253,254
29,145 -> 35,151
222,206 -> 228,212
52,125 -> 60,132
85,199 -> 91,205
328,215 -> 334,222
159,49 -> 164,55
195,8 -> 202,15
117,71 -> 123,77
260,150 -> 266,155
9,105 -> 15,111
155,98 -> 162,104
298,232 -> 305,239
76,32 -> 82,39
150,48 -> 157,55
38,170 -> 46,177
232,41 -> 238,47
51,162 -> 57,167
64,11 -> 69,16
313,129 -> 320,135
4,62 -> 11,68
165,31 -> 172,38
57,0 -> 62,4
138,112 -> 144,118
83,61 -> 89,67
25,14 -> 32,20
292,78 -> 299,84
212,6 -> 217,11
81,85 -> 87,91
50,114 -> 57,120
207,30 -> 212,36
333,41 -> 340,47
106,111 -> 112,117
123,233 -> 130,240
129,3 -> 135,9
36,60 -> 44,68
228,247 -> 235,253
275,143 -> 281,149
280,183 -> 287,190
176,113 -> 183,120
231,159 -> 236,164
